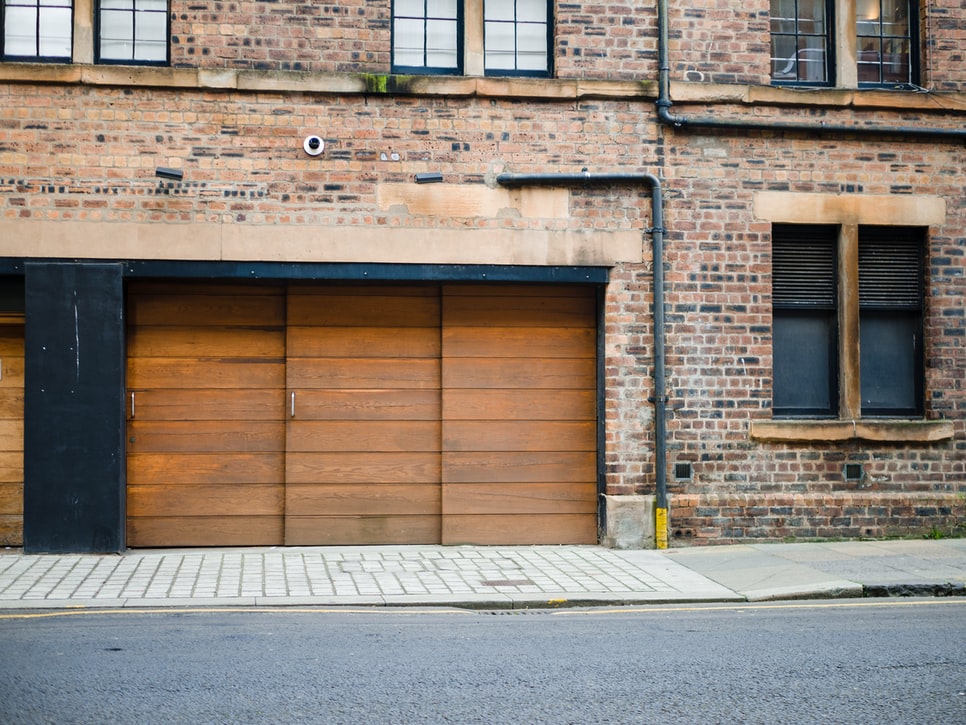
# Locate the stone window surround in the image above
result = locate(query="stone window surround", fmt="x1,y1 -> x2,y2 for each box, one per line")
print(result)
751,191 -> 954,444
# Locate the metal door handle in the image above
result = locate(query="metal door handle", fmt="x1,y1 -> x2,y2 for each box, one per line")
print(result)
130,391 -> 135,419
291,391 -> 296,418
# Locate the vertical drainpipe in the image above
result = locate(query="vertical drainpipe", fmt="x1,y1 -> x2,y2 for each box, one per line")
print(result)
494,171 -> 669,548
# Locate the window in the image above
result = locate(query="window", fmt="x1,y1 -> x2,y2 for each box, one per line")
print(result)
392,0 -> 551,77
770,0 -> 919,87
772,224 -> 924,419
97,0 -> 168,65
392,0 -> 462,74
856,0 -> 917,86
770,0 -> 833,85
484,0 -> 550,77
772,225 -> 839,416
2,0 -> 72,61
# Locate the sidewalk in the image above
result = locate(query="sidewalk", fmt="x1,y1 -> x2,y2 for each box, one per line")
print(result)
1,539 -> 964,610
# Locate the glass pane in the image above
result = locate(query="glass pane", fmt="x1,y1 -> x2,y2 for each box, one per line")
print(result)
517,0 -> 547,23
881,38 -> 909,82
426,18 -> 456,51
771,34 -> 798,79
798,35 -> 827,82
4,7 -> 38,56
140,0 -> 168,12
485,0 -> 515,22
485,20 -> 515,50
134,38 -> 166,61
798,0 -> 825,33
773,312 -> 836,416
882,0 -> 908,34
856,0 -> 881,35
860,313 -> 918,414
100,11 -> 131,42
425,19 -> 456,67
517,22 -> 547,70
393,17 -> 425,59
426,0 -> 456,19
39,6 -> 72,57
770,0 -> 797,34
395,0 -> 425,18
857,37 -> 881,82
135,10 -> 167,43
101,0 -> 133,9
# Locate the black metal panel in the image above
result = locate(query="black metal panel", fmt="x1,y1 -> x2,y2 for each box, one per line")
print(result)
121,260 -> 609,284
23,263 -> 126,553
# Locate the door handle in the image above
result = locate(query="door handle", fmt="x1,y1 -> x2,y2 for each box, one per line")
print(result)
130,391 -> 135,419
291,391 -> 296,418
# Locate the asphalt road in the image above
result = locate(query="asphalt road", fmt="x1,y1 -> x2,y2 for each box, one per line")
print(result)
1,599 -> 964,724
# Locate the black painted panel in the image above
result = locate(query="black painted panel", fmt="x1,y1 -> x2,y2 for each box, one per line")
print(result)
23,263 -> 125,553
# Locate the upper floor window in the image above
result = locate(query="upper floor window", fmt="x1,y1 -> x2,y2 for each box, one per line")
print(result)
770,0 -> 919,88
770,0 -> 832,85
856,0 -> 916,86
392,0 -> 551,77
392,0 -> 462,75
772,224 -> 924,419
97,0 -> 168,65
2,0 -> 72,61
484,0 -> 550,77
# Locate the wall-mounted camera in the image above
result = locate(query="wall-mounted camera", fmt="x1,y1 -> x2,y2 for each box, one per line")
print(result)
303,135 -> 325,157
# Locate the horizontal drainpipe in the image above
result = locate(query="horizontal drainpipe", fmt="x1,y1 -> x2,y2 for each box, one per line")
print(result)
656,0 -> 966,140
495,171 -> 669,549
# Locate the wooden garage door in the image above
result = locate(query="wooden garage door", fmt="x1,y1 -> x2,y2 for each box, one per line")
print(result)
126,283 -> 597,547
0,321 -> 24,546
441,285 -> 598,544
126,284 -> 286,547
284,286 -> 442,545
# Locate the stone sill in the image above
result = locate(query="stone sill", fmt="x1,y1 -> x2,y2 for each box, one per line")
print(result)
1,62 -> 963,114
750,419 -> 955,444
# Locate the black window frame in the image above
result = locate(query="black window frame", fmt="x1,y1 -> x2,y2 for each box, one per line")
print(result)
483,0 -> 552,78
771,224 -> 840,418
857,227 -> 924,417
391,0 -> 463,76
856,0 -> 920,88
94,0 -> 169,67
1,0 -> 73,62
769,0 -> 835,87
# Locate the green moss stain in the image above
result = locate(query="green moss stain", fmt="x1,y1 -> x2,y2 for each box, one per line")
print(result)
362,74 -> 417,95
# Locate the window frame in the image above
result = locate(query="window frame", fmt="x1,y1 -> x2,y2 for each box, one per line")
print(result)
855,0 -> 920,88
483,0 -> 552,78
391,0 -> 464,76
1,0 -> 74,62
94,0 -> 169,66
769,0 -> 836,87
771,223 -> 926,421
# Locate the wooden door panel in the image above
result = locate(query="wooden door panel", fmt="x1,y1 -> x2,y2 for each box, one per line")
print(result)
285,286 -> 442,545
443,357 -> 595,389
442,514 -> 597,546
126,284 -> 285,547
285,515 -> 441,546
127,516 -> 284,548
287,359 -> 440,389
443,390 -> 595,421
443,452 -> 597,483
0,326 -> 23,546
291,390 -> 440,421
441,287 -> 597,545
286,452 -> 440,484
288,327 -> 440,358
442,482 -> 597,514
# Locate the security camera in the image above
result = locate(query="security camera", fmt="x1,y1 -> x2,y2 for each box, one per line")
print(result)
303,135 -> 325,156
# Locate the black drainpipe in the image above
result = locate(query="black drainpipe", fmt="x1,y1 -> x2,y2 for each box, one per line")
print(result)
656,0 -> 966,140
495,171 -> 669,549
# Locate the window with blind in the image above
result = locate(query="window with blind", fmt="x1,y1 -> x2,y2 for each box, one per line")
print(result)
96,0 -> 169,65
771,224 -> 924,420
2,0 -> 72,61
858,227 -> 923,415
772,225 -> 839,417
